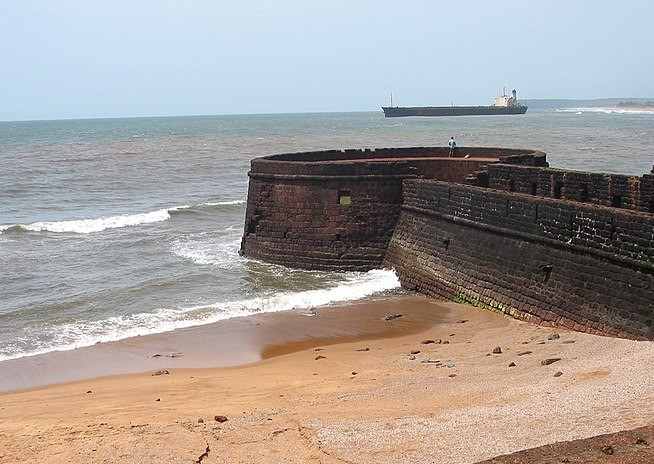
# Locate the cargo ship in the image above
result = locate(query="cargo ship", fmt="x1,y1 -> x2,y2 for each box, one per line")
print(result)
382,89 -> 528,117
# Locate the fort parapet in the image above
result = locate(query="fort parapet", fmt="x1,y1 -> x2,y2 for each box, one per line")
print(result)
241,147 -> 653,340
241,147 -> 546,270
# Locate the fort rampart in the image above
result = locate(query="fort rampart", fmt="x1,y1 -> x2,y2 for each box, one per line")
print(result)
241,147 -> 545,270
241,147 -> 653,339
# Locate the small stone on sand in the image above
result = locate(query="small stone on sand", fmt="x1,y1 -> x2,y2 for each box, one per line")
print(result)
492,346 -> 502,354
547,333 -> 561,340
410,350 -> 421,355
152,369 -> 170,376
355,347 -> 370,352
384,313 -> 402,321
314,355 -> 326,360
509,362 -> 516,367
541,358 -> 562,366
553,371 -> 563,377
214,415 -> 228,423
517,351 -> 532,356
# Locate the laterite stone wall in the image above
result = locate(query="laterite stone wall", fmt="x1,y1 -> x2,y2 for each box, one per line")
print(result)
241,147 -> 544,270
385,180 -> 654,339
485,164 -> 654,213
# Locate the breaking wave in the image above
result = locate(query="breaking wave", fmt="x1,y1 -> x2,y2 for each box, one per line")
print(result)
172,236 -> 243,268
0,200 -> 246,235
0,269 -> 401,361
557,107 -> 654,115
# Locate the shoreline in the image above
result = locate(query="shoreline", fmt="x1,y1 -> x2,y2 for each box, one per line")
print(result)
0,295 -> 447,393
1,295 -> 653,463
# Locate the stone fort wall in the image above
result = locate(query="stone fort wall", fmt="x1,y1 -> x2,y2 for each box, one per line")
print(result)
240,147 -> 545,270
385,171 -> 654,339
241,147 -> 653,339
473,163 -> 654,213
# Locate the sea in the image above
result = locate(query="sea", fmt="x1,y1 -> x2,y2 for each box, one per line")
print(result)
1,105 -> 653,362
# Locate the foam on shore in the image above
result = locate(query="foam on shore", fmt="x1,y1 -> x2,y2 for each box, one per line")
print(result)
0,269 -> 400,362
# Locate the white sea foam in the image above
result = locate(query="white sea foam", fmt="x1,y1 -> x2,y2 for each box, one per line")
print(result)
200,200 -> 246,207
188,269 -> 400,314
171,235 -> 242,268
0,269 -> 401,361
22,209 -> 174,234
557,107 -> 654,115
0,199 -> 246,235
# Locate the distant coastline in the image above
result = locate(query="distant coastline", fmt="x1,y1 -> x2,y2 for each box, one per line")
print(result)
523,97 -> 654,111
617,100 -> 654,109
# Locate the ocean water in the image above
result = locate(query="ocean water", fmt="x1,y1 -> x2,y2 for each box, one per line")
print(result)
1,108 -> 653,361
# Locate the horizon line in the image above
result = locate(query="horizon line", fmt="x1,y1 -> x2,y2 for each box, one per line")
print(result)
2,97 -> 652,124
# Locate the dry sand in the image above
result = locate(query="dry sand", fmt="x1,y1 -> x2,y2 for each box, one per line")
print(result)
1,295 -> 653,463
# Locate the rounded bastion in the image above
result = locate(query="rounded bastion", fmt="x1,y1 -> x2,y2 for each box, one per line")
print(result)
240,146 -> 548,271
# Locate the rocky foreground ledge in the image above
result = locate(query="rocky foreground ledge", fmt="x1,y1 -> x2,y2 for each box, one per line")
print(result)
479,425 -> 654,464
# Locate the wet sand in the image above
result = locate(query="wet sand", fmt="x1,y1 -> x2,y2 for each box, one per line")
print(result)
0,295 -> 447,392
1,295 -> 653,463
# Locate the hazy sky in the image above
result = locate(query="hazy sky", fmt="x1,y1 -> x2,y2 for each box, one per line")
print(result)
1,0 -> 653,120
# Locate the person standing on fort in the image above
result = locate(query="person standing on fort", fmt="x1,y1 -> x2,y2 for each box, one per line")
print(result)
448,136 -> 457,157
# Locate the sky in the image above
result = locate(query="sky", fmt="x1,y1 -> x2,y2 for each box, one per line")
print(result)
1,0 -> 653,121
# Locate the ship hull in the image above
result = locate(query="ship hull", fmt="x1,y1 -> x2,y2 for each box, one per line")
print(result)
381,105 -> 528,117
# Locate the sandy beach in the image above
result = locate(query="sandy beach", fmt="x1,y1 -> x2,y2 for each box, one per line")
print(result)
1,295 -> 653,463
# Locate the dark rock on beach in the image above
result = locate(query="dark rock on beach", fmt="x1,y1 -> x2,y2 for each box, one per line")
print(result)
541,358 -> 561,366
